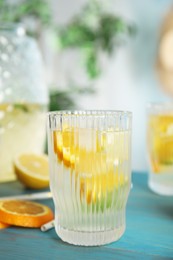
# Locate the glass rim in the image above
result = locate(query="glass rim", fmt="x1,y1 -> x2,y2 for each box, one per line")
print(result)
47,110 -> 132,118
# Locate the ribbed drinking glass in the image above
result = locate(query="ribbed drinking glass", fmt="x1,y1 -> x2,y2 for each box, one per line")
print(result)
47,110 -> 132,246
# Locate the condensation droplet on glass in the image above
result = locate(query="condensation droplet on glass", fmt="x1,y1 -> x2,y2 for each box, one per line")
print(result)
0,36 -> 8,45
114,159 -> 119,166
16,27 -> 25,36
3,71 -> 10,78
1,53 -> 9,61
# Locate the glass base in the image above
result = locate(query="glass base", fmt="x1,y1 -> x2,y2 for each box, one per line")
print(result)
149,172 -> 173,196
149,180 -> 173,195
55,225 -> 125,246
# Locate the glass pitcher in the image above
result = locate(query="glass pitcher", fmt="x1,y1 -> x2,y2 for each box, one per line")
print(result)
0,24 -> 48,182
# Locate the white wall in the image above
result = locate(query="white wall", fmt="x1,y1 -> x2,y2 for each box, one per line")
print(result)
52,0 -> 173,172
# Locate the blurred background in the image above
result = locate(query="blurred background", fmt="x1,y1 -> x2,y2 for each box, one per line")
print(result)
1,0 -> 173,175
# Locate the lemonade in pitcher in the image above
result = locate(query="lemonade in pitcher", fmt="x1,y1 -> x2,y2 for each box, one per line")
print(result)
0,103 -> 46,182
0,24 -> 48,182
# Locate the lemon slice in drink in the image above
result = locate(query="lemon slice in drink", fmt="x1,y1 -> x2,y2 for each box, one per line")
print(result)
14,153 -> 49,189
80,171 -> 128,205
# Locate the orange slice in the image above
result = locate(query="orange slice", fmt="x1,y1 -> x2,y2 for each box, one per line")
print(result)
14,153 -> 49,189
0,200 -> 54,228
0,221 -> 10,229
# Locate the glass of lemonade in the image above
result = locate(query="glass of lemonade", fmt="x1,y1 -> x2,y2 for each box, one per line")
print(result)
147,103 -> 173,195
47,110 -> 132,246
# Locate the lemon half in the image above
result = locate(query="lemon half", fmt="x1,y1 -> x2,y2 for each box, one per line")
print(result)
14,153 -> 49,189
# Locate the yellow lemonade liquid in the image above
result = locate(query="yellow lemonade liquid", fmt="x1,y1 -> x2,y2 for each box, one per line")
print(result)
148,114 -> 173,193
0,103 -> 47,182
51,127 -> 130,231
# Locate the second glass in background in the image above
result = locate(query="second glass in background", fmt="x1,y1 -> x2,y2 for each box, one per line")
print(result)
147,103 -> 173,195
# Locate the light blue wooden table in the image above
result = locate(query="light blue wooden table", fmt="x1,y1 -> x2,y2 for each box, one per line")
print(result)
0,172 -> 173,260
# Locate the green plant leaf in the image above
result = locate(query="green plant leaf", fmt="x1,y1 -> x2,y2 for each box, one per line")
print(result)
0,0 -> 52,28
83,46 -> 100,79
56,1 -> 135,79
49,85 -> 96,111
58,22 -> 96,48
